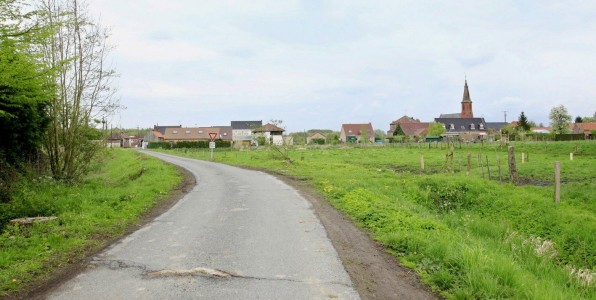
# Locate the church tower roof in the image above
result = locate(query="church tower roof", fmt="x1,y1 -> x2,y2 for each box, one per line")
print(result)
462,80 -> 472,103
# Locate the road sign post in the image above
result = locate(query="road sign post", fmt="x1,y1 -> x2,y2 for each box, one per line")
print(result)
209,133 -> 217,160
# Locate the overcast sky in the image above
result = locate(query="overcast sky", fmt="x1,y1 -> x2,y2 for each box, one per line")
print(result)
88,0 -> 596,133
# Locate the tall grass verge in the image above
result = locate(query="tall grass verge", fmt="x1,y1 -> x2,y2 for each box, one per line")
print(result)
155,141 -> 595,298
0,149 -> 183,297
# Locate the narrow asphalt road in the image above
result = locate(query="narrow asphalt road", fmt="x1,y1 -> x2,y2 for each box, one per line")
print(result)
47,151 -> 359,299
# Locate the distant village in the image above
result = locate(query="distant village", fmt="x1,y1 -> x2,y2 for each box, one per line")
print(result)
108,80 -> 596,148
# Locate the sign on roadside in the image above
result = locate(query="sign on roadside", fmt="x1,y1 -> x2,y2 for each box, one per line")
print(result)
209,133 -> 218,142
209,142 -> 215,149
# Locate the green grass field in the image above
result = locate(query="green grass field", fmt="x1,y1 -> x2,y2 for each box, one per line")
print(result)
163,141 -> 595,299
0,149 -> 183,297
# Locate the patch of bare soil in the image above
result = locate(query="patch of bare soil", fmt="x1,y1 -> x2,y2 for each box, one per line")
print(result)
9,166 -> 195,300
274,174 -> 440,300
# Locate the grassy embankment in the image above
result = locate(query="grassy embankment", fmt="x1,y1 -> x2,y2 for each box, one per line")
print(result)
0,149 -> 183,297
161,141 -> 595,299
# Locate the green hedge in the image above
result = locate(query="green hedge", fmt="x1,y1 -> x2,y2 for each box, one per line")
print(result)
554,134 -> 585,141
148,141 -> 231,149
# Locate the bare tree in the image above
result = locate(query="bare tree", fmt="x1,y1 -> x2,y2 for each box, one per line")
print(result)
35,0 -> 119,181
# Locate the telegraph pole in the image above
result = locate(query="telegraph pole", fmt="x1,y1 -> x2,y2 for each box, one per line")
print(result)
503,111 -> 508,122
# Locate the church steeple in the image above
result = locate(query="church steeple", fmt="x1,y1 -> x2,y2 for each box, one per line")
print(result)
461,79 -> 473,118
462,79 -> 471,103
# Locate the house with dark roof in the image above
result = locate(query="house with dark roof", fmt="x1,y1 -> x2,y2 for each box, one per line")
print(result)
252,123 -> 285,145
339,123 -> 374,143
434,80 -> 490,141
231,120 -> 262,146
435,117 -> 488,141
485,122 -> 509,133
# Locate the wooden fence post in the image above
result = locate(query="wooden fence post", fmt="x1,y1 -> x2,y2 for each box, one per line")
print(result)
522,152 -> 525,164
486,155 -> 491,180
498,156 -> 502,183
467,153 -> 471,176
458,156 -> 462,173
570,153 -> 574,161
554,161 -> 561,203
480,154 -> 485,178
420,155 -> 425,170
508,146 -> 518,184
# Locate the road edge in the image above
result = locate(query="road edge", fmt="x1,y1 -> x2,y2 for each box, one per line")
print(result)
270,172 -> 440,300
15,164 -> 196,300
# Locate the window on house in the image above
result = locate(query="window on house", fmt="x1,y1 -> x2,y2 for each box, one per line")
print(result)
479,123 -> 484,130
198,130 -> 203,134
470,123 -> 475,130
450,124 -> 455,130
185,130 -> 191,134
461,125 -> 465,130
348,129 -> 352,134
173,130 -> 178,134
223,132 -> 227,136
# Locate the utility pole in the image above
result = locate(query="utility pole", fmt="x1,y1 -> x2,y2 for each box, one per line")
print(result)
503,111 -> 508,123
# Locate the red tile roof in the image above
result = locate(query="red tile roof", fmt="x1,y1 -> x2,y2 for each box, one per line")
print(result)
253,123 -> 285,133
398,122 -> 430,136
342,123 -> 374,136
575,122 -> 596,132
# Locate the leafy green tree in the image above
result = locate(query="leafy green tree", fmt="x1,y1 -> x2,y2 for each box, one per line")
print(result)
517,111 -> 531,131
0,41 -> 51,164
549,105 -> 572,134
575,116 -> 583,123
501,124 -> 517,135
36,0 -> 120,181
428,122 -> 446,136
0,1 -> 52,165
393,123 -> 405,136
360,128 -> 370,143
375,129 -> 386,141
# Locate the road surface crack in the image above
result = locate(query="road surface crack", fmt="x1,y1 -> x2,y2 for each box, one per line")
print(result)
92,259 -> 352,288
146,267 -> 235,278
92,258 -> 149,272
145,266 -> 352,288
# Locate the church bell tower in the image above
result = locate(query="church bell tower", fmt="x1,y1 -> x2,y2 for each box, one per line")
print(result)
461,80 -> 473,118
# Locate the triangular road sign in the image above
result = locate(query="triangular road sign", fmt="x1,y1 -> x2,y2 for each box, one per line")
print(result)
209,132 -> 218,142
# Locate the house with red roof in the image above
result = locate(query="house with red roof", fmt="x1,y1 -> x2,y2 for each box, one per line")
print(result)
339,123 -> 374,143
572,122 -> 596,138
388,115 -> 429,138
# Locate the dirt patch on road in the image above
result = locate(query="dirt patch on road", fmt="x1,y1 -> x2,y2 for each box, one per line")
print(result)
13,166 -> 195,300
273,174 -> 440,300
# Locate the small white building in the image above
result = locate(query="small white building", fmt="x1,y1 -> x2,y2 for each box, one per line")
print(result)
231,120 -> 262,146
253,123 -> 285,145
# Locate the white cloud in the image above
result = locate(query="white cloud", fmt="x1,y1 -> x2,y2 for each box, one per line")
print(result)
87,0 -> 596,131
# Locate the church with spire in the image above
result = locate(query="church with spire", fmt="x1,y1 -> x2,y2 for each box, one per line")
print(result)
435,79 -> 488,141
439,79 -> 474,118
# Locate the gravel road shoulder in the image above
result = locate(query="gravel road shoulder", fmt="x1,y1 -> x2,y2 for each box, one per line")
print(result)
271,173 -> 439,300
